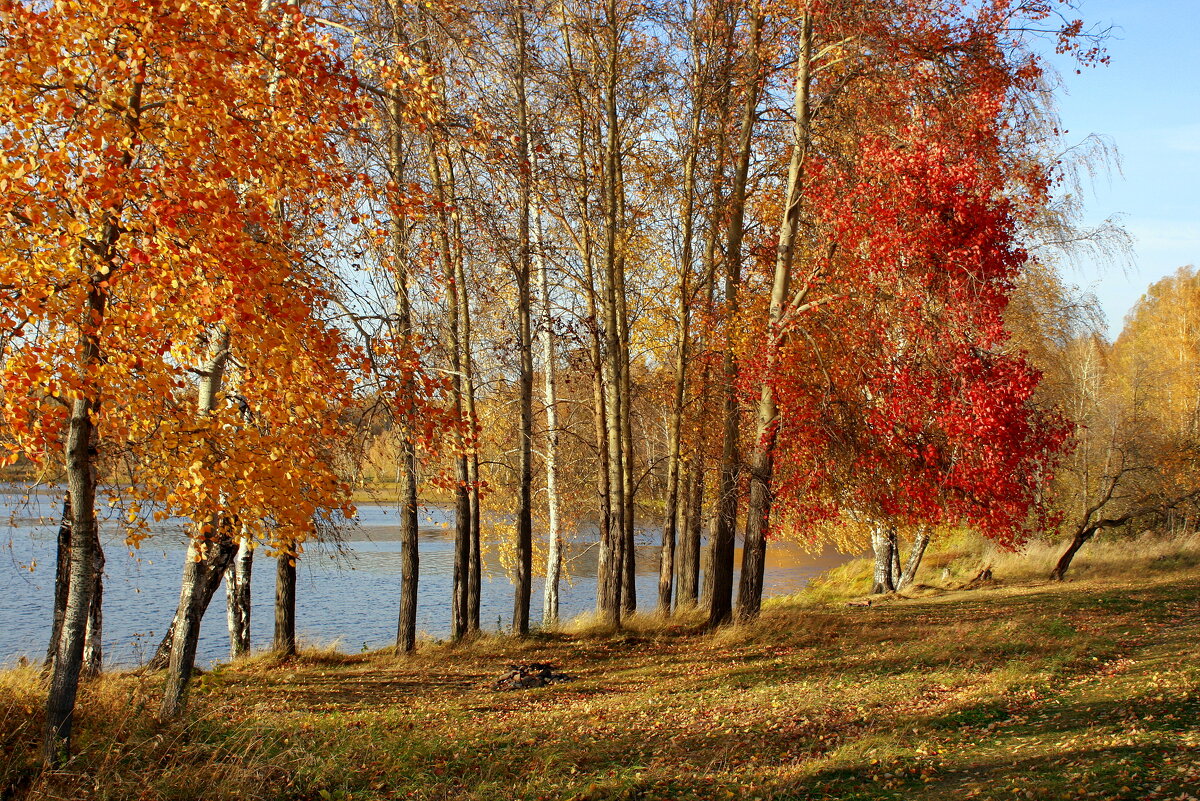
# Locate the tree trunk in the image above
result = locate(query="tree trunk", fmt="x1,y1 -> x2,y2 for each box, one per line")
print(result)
45,392 -> 100,766
160,328 -> 231,717
701,513 -> 718,610
145,548 -> 231,670
536,201 -> 563,628
677,463 -> 703,607
616,185 -> 636,617
46,495 -> 72,668
81,523 -> 104,678
896,526 -> 930,591
1051,526 -> 1094,581
383,4 -> 421,654
597,0 -> 626,628
161,535 -> 237,716
225,536 -> 253,659
889,528 -> 901,589
446,154 -> 482,638
274,552 -> 297,656
871,523 -> 896,594
708,6 -> 764,630
736,11 -> 812,623
425,142 -> 470,641
512,6 -> 535,636
396,437 -> 419,653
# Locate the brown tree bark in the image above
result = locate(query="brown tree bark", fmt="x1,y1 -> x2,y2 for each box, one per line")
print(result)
708,4 -> 764,630
512,4 -> 535,636
274,552 -> 297,656
385,0 -> 421,655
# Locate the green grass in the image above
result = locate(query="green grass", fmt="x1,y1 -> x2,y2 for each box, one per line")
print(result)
4,561 -> 1199,800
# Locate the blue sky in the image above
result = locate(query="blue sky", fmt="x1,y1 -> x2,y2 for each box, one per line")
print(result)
1045,0 -> 1200,336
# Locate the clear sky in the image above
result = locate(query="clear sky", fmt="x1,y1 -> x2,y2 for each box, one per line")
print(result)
1046,0 -> 1200,337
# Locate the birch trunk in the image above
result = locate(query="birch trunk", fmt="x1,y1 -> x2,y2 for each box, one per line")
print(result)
896,527 -> 931,591
871,523 -> 896,594
46,391 -> 100,765
447,153 -> 482,636
81,525 -> 104,678
461,275 -> 482,636
162,330 -> 233,717
597,0 -> 626,627
225,537 -> 253,659
145,551 -> 232,670
616,181 -> 635,616
45,70 -> 142,764
536,202 -> 564,627
737,11 -> 812,622
46,495 -> 72,668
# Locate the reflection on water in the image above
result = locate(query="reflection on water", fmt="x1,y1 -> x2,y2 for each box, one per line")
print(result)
0,487 -> 848,668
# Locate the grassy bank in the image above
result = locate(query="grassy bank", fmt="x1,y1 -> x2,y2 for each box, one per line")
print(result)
4,546 -> 1199,800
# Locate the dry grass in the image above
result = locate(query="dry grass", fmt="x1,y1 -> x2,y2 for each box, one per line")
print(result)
983,531 -> 1200,581
4,541 -> 1199,801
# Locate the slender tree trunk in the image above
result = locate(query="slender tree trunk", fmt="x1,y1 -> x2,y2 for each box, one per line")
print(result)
896,527 -> 930,591
709,6 -> 764,630
274,552 -> 297,656
461,291 -> 481,637
597,0 -> 626,628
45,392 -> 100,765
81,524 -> 104,678
396,436 -> 419,652
512,6 -> 535,636
225,536 -> 253,659
616,189 -> 635,616
46,495 -> 72,668
385,0 -> 420,654
161,536 -> 237,716
44,69 -> 143,764
457,233 -> 481,636
737,11 -> 812,622
889,528 -> 901,589
558,0 -> 611,626
161,329 -> 232,718
426,143 -> 470,640
871,523 -> 896,594
536,202 -> 563,627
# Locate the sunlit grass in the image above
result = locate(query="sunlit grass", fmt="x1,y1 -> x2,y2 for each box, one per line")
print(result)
3,542 -> 1199,800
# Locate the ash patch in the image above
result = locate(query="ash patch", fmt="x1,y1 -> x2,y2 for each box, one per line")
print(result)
492,662 -> 574,691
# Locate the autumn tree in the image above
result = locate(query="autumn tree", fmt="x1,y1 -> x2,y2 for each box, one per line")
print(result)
1045,267 -> 1200,579
0,0 -> 406,758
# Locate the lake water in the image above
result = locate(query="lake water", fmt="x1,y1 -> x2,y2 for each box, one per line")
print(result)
0,487 -> 849,669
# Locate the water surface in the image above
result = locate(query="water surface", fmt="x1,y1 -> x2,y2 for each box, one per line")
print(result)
0,487 -> 848,668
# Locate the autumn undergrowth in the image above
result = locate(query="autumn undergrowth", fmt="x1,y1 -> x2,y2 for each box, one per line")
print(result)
4,558 -> 1199,801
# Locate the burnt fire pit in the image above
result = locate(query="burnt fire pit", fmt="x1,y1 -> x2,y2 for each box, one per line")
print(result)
492,662 -> 574,691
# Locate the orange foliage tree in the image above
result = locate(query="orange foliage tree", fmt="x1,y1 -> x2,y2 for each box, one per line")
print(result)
0,0 -> 411,761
